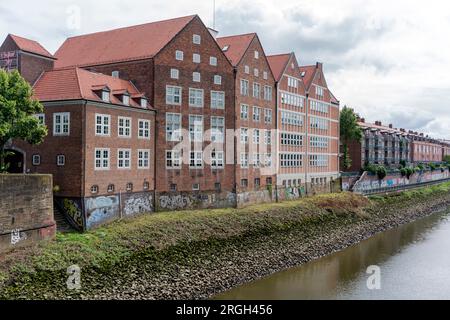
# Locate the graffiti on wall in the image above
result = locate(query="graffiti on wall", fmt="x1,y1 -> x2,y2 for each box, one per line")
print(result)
62,198 -> 84,229
158,192 -> 237,211
10,228 -> 27,245
85,196 -> 119,229
159,195 -> 193,211
123,194 -> 153,216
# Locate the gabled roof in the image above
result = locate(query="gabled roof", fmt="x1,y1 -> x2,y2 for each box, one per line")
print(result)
267,53 -> 291,82
33,68 -> 151,109
7,34 -> 54,59
54,15 -> 197,68
298,65 -> 316,89
216,33 -> 256,66
330,91 -> 339,105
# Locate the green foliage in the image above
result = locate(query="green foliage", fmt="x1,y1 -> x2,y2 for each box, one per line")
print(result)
429,163 -> 437,171
400,167 -> 407,177
340,106 -> 363,169
399,160 -> 407,168
417,163 -> 425,171
363,162 -> 378,174
0,69 -> 47,172
376,166 -> 387,180
444,155 -> 450,164
406,167 -> 415,179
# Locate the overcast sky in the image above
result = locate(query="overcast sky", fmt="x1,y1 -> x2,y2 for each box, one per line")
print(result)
1,0 -> 450,138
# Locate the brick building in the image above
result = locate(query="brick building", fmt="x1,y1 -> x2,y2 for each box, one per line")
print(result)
410,132 -> 443,163
216,33 -> 276,205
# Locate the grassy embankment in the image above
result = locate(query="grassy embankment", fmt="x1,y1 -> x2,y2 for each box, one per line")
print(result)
1,181 -> 450,299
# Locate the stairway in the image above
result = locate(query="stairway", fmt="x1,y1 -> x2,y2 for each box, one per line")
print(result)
53,205 -> 76,233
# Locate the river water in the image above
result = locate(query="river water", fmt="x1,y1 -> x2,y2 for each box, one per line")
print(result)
216,209 -> 450,300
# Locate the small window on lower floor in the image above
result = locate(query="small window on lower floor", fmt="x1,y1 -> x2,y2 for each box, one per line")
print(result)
57,155 -> 65,166
126,183 -> 133,192
266,178 -> 273,186
241,179 -> 248,188
193,183 -> 200,191
215,183 -> 221,192
143,181 -> 150,190
107,184 -> 115,193
32,154 -> 41,166
91,185 -> 99,194
254,178 -> 261,188
170,184 -> 177,192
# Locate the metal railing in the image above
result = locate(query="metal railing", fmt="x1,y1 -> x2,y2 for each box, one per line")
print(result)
357,177 -> 450,196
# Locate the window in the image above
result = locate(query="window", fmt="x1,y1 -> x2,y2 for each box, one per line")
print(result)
166,113 -> 181,141
309,155 -> 328,167
264,130 -> 272,145
263,71 -> 268,80
189,115 -> 204,142
95,148 -> 110,170
288,77 -> 298,89
241,179 -> 249,187
265,153 -> 273,167
143,181 -> 150,190
310,100 -> 329,113
310,136 -> 329,148
211,150 -> 224,168
32,154 -> 41,166
211,116 -> 225,142
254,178 -> 261,188
123,94 -> 130,106
57,155 -> 65,166
240,128 -> 249,144
253,106 -> 261,122
240,104 -> 249,120
281,92 -> 304,108
211,91 -> 225,109
210,56 -> 217,66
91,185 -> 99,194
138,119 -> 151,139
193,34 -> 201,44
190,152 -> 203,168
240,153 -> 249,168
253,154 -> 261,167
264,86 -> 272,101
138,150 -> 150,169
214,75 -> 222,85
95,114 -> 110,136
254,51 -> 259,59
281,133 -> 303,146
254,68 -> 259,77
193,72 -> 201,82
118,117 -> 132,138
240,79 -> 249,96
118,149 -> 131,169
189,88 -> 204,107
166,150 -> 181,168
280,153 -> 303,168
264,109 -> 272,124
253,129 -> 260,144
166,86 -> 182,105
175,50 -> 184,61
35,114 -> 45,125
193,53 -> 201,63
102,90 -> 110,102
215,183 -> 222,192
244,65 -> 250,74
112,71 -> 119,78
53,112 -> 70,136
107,184 -> 115,193
281,111 -> 304,126
192,183 -> 200,191
126,183 -> 133,192
315,86 -> 325,97
253,83 -> 261,99
266,177 -> 273,186
170,69 -> 179,79
310,117 -> 329,130
170,184 -> 177,192
141,98 -> 148,108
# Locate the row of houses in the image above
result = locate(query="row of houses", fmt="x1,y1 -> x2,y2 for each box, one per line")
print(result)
0,15 -> 340,230
344,117 -> 450,173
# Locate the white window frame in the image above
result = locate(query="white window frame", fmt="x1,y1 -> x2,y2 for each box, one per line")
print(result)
32,154 -> 41,166
240,79 -> 249,96
244,65 -> 250,74
211,150 -> 224,169
240,128 -> 249,144
240,153 -> 249,168
175,50 -> 184,61
193,34 -> 201,44
138,149 -> 150,169
193,72 -> 201,82
170,68 -> 179,79
264,109 -> 272,124
189,115 -> 204,142
35,114 -> 45,125
253,129 -> 260,144
211,91 -> 225,109
253,83 -> 261,99
166,85 -> 182,105
166,113 -> 182,142
57,155 -> 65,166
214,75 -> 222,85
138,119 -> 151,140
166,150 -> 181,169
211,116 -> 225,143
118,117 -> 132,138
189,88 -> 204,108
210,56 -> 218,66
253,106 -> 261,122
95,148 -> 110,170
240,104 -> 249,120
190,151 -> 203,168
95,114 -> 111,136
264,130 -> 272,145
102,90 -> 110,102
254,51 -> 259,59
193,53 -> 201,64
53,112 -> 70,136
117,149 -> 131,169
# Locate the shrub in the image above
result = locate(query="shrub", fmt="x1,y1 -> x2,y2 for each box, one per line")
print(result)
429,163 -> 437,171
376,166 -> 387,180
400,168 -> 407,177
399,160 -> 407,168
406,167 -> 415,179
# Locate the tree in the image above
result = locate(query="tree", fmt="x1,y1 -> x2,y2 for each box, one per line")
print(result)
0,69 -> 47,172
340,106 -> 363,170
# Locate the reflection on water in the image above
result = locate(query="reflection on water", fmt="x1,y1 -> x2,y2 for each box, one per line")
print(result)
215,210 -> 450,300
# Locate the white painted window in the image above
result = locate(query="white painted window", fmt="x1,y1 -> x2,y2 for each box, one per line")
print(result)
254,51 -> 259,59
265,153 -> 273,167
253,83 -> 261,99
310,136 -> 329,148
240,104 -> 249,120
253,129 -> 260,144
166,150 -> 181,169
263,71 -> 268,80
211,150 -> 224,168
140,98 -> 148,108
244,65 -> 250,74
166,86 -> 182,105
123,94 -> 130,106
118,149 -> 131,169
309,154 -> 328,167
138,149 -> 150,169
214,75 -> 222,85
175,50 -> 184,61
95,148 -> 110,170
190,151 -> 203,168
211,91 -> 225,109
310,117 -> 329,130
170,68 -> 179,79
210,56 -> 218,66
315,86 -> 325,97
189,88 -> 204,107
35,114 -> 45,125
240,128 -> 249,144
53,112 -> 70,136
166,113 -> 181,141
253,106 -> 261,122
253,154 -> 261,168
193,53 -> 201,63
102,90 -> 110,102
91,185 -> 99,194
32,154 -> 41,166
281,133 -> 303,146
254,68 -> 259,77
138,119 -> 151,139
189,115 -> 204,142
57,155 -> 65,166
281,92 -> 304,108
111,71 -> 119,78
240,79 -> 249,96
95,114 -> 110,136
310,100 -> 329,113
211,116 -> 225,142
118,117 -> 132,138
193,72 -> 201,82
193,34 -> 201,44
264,86 -> 272,101
192,183 -> 200,191
264,130 -> 272,145
240,153 -> 249,168
281,111 -> 304,126
264,108 -> 272,124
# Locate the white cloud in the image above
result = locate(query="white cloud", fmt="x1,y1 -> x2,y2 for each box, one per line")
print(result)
1,0 -> 450,138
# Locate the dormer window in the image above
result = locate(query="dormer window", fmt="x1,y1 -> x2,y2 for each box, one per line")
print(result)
102,90 -> 110,103
140,98 -> 148,108
123,94 -> 130,106
222,45 -> 230,52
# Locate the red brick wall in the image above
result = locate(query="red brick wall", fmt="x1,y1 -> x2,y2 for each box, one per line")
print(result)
411,140 -> 443,163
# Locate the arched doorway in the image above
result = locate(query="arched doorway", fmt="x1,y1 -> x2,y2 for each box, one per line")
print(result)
4,149 -> 25,173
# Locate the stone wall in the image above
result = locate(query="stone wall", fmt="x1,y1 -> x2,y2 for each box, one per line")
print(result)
156,191 -> 236,212
0,174 -> 56,252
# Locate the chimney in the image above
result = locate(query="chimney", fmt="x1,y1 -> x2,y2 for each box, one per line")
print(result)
208,28 -> 219,40
360,118 -> 365,123
389,124 -> 393,129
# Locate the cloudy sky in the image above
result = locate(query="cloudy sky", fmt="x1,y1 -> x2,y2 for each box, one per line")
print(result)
1,0 -> 450,138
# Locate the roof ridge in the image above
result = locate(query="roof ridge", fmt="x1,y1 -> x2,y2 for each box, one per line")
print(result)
267,53 -> 291,58
216,32 -> 256,40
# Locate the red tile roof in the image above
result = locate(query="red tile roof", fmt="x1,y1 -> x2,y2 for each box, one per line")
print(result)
216,33 -> 256,66
267,53 -> 291,81
299,65 -> 316,89
33,68 -> 150,109
54,15 -> 196,68
8,34 -> 54,59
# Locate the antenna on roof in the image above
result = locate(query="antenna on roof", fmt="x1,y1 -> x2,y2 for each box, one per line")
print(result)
213,0 -> 216,30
